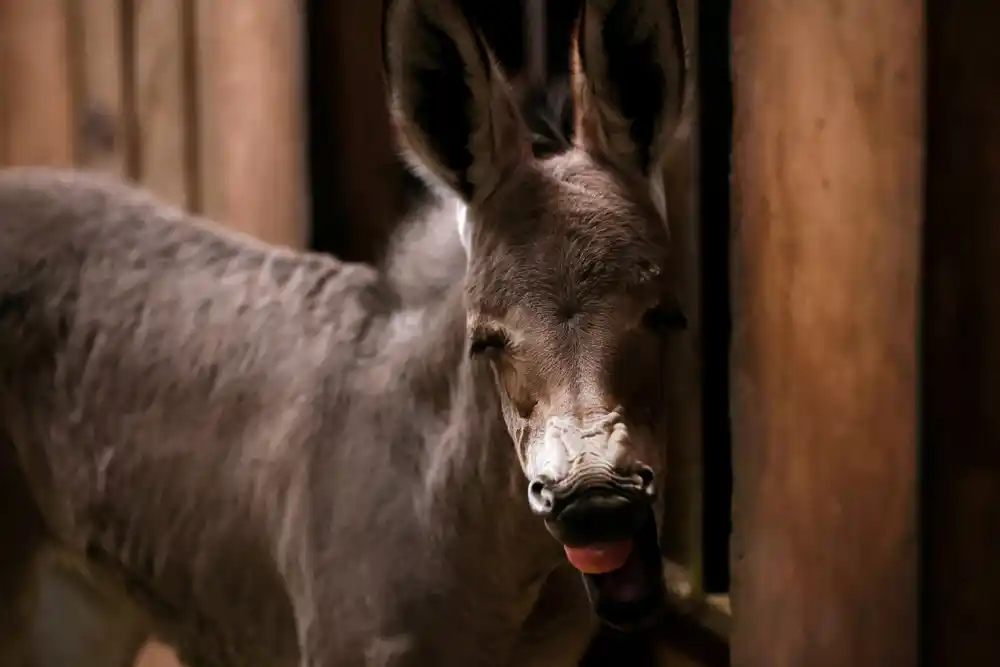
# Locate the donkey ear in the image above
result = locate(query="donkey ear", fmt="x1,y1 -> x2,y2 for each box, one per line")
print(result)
382,0 -> 531,202
575,0 -> 688,177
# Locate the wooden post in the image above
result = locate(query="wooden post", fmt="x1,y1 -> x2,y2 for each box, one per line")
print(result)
74,0 -> 129,175
194,0 -> 308,249
923,1 -> 1000,664
658,0 -> 705,587
0,0 -> 75,166
729,1 -> 923,666
133,0 -> 193,208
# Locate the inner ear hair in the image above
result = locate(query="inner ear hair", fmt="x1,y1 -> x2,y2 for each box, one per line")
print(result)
573,0 -> 688,177
382,0 -> 531,203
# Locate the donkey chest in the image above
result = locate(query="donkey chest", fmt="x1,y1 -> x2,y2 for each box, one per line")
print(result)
346,566 -> 596,667
347,610 -> 593,667
509,565 -> 598,667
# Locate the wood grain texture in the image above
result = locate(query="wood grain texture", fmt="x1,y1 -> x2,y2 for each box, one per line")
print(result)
133,0 -> 191,207
194,0 -> 308,248
0,0 -> 75,166
729,0 -> 923,665
658,0 -> 705,587
75,0 -> 129,175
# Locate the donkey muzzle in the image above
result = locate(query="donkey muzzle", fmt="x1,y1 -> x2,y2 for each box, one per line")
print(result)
527,460 -> 667,631
527,469 -> 654,548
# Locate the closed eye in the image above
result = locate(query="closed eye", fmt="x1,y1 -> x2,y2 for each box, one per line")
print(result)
642,301 -> 688,335
468,330 -> 510,358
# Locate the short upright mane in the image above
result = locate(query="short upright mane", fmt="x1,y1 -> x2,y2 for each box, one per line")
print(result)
520,79 -> 576,158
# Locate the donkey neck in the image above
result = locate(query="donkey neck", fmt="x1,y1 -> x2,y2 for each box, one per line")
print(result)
423,284 -> 552,542
366,265 -> 562,586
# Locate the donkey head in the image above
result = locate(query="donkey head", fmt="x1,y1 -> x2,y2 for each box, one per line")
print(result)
383,0 -> 687,629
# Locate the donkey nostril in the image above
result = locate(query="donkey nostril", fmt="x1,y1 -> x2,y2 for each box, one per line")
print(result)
636,465 -> 656,499
527,478 -> 556,517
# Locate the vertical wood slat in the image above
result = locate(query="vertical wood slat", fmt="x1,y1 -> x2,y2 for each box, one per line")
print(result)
0,14 -> 6,166
75,0 -> 129,175
923,1 -> 1000,664
194,0 -> 308,249
728,1 -> 923,666
659,0 -> 704,588
0,0 -> 75,167
133,0 -> 191,208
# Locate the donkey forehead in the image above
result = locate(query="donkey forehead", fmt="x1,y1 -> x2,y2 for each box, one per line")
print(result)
467,157 -> 671,307
490,155 -> 667,247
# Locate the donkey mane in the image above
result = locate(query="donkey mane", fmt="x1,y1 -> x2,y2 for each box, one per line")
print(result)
519,78 -> 576,159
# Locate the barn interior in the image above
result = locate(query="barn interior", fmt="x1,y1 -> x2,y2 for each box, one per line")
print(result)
1,0 -> 998,665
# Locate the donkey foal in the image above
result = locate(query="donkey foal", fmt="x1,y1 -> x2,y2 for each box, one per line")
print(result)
0,0 -> 687,665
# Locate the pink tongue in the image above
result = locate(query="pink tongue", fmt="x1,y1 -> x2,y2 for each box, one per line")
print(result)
563,540 -> 633,574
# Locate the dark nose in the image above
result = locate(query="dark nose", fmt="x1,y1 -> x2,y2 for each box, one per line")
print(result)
528,464 -> 656,547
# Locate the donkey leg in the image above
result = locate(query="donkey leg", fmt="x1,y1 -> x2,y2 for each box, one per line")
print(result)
0,461 -> 150,667
510,566 -> 599,667
32,559 -> 153,667
0,445 -> 47,667
0,543 -> 44,667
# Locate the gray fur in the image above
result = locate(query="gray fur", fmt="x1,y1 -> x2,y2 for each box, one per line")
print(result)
0,0 -> 687,665
0,167 -> 586,667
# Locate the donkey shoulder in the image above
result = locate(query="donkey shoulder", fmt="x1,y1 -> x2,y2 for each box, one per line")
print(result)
0,166 -> 389,349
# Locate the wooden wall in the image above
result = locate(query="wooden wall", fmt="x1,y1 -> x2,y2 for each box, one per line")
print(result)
0,2 -> 308,666
729,0 -> 923,664
730,0 -> 1000,665
0,0 -> 307,248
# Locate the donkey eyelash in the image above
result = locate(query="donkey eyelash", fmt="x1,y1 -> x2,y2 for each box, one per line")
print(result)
468,330 -> 510,358
642,302 -> 688,335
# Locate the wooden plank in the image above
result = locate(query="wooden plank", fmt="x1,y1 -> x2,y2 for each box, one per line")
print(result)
923,1 -> 1000,664
133,0 -> 191,207
194,0 -> 308,247
74,0 -> 129,176
0,0 -> 75,167
0,78 -> 6,165
728,0 -> 923,666
658,0 -> 706,589
0,30 -> 6,165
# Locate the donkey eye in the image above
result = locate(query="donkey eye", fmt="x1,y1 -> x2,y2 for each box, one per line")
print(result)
468,331 -> 509,358
642,302 -> 688,335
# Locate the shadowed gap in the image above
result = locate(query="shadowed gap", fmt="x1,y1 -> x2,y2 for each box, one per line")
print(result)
699,0 -> 733,595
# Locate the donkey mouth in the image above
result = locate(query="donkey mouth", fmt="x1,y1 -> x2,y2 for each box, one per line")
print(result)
567,510 -> 666,631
